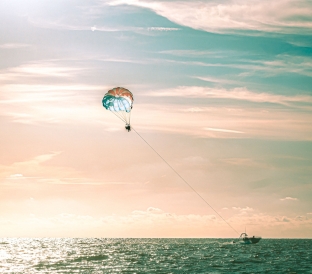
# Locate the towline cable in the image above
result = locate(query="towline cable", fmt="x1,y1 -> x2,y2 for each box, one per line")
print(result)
106,109 -> 238,236
131,126 -> 239,236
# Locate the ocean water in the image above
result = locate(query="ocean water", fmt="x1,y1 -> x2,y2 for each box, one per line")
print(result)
0,238 -> 311,273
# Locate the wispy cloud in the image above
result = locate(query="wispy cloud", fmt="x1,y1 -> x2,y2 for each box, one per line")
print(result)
135,100 -> 312,140
0,62 -> 85,81
0,153 -> 143,187
0,83 -> 104,125
159,50 -> 225,57
220,158 -> 265,168
98,57 -> 148,64
280,197 -> 298,201
248,55 -> 312,78
162,54 -> 312,78
147,86 -> 312,106
286,39 -> 312,48
204,128 -> 244,134
7,174 -> 24,179
108,0 -> 312,35
194,76 -> 242,86
147,27 -> 179,31
0,43 -> 31,49
39,178 -> 140,185
0,61 -> 106,125
232,206 -> 254,212
0,152 -> 63,182
26,13 -> 180,34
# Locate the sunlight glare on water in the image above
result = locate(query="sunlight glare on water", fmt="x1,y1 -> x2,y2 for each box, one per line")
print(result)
0,238 -> 311,273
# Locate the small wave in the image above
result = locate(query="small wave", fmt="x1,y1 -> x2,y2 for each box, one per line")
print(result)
220,242 -> 234,248
73,254 -> 109,262
249,258 -> 264,264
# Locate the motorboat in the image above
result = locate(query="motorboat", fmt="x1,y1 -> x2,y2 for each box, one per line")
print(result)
238,232 -> 261,244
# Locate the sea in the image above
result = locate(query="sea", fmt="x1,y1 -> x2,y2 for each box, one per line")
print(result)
0,238 -> 311,273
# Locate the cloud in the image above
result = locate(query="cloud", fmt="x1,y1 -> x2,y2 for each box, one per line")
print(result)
0,207 -> 222,237
0,152 -> 144,187
229,212 -> 312,231
232,206 -> 254,212
250,55 -> 312,78
8,174 -> 24,179
0,61 -> 107,125
147,86 -> 312,106
280,197 -> 298,201
282,216 -> 290,222
0,83 -> 104,125
6,0 -> 312,36
183,107 -> 205,113
108,0 -> 312,35
21,3 -> 180,35
182,156 -> 207,164
0,152 -> 71,183
147,27 -> 179,31
0,43 -> 31,49
2,207 -> 311,237
0,62 -> 85,81
194,76 -> 242,86
159,50 -> 224,57
135,98 -> 312,140
161,54 -> 312,78
98,57 -> 148,64
32,21 -> 179,34
146,207 -> 163,213
286,39 -> 312,48
204,128 -> 244,134
220,158 -> 265,168
40,178 -> 140,185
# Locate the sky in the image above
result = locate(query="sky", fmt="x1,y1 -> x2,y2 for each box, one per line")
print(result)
0,0 -> 312,238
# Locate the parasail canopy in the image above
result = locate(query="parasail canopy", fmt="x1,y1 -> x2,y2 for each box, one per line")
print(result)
102,87 -> 134,125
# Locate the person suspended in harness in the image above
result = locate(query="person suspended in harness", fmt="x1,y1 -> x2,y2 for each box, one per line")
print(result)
125,124 -> 131,132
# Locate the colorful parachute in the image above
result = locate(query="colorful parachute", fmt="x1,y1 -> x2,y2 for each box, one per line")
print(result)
102,87 -> 134,126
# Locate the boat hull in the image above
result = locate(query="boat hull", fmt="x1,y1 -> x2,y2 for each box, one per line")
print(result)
242,237 -> 261,244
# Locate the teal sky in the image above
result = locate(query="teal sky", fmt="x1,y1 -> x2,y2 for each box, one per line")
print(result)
0,0 -> 312,238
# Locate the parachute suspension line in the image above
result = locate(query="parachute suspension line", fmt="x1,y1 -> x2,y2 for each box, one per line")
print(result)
117,112 -> 126,124
117,100 -> 130,125
131,126 -> 239,236
110,110 -> 127,124
127,110 -> 131,126
116,100 -> 125,122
